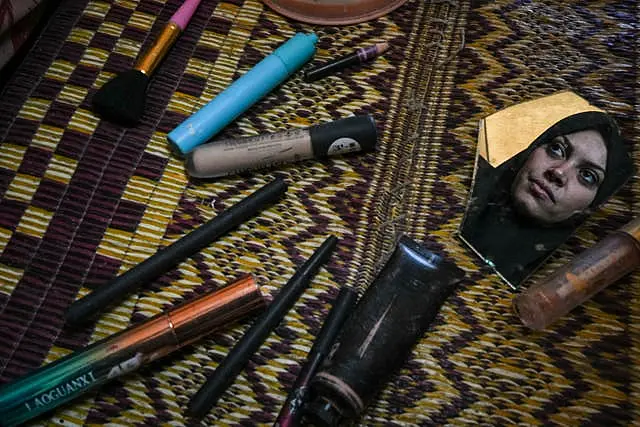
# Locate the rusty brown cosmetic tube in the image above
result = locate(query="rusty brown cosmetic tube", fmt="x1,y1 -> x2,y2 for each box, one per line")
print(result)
514,217 -> 640,330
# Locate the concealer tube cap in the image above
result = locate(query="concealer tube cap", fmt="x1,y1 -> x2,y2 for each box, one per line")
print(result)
311,115 -> 377,158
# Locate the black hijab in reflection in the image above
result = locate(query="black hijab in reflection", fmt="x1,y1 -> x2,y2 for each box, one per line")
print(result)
460,110 -> 633,287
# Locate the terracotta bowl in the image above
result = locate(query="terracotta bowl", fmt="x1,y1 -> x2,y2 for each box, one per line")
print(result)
262,0 -> 410,25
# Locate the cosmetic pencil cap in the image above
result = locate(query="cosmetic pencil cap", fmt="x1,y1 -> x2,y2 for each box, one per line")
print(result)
274,33 -> 319,73
170,0 -> 201,30
620,216 -> 640,242
310,115 -> 377,158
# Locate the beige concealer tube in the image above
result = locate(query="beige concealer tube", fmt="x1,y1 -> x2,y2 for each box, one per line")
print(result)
185,115 -> 377,178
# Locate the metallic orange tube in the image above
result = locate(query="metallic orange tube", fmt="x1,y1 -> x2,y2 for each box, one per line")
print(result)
0,275 -> 268,426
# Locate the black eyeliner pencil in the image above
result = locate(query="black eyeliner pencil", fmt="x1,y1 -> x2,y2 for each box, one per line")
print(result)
64,178 -> 288,325
304,42 -> 389,82
274,286 -> 358,427
186,235 -> 338,420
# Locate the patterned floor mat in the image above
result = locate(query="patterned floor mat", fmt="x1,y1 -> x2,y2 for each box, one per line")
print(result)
0,0 -> 637,425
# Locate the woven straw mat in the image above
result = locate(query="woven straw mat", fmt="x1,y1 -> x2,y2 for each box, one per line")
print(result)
0,0 -> 638,425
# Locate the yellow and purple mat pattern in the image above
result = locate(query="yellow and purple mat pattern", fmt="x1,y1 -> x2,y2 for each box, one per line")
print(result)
0,0 -> 638,425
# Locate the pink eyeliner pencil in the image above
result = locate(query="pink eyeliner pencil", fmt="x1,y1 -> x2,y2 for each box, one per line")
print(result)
304,42 -> 390,82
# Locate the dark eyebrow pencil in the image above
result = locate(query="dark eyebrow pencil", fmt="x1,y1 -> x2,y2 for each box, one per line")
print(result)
186,235 -> 338,420
64,178 -> 287,325
274,286 -> 358,427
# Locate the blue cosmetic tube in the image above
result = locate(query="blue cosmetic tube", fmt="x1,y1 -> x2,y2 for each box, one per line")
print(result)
168,32 -> 318,154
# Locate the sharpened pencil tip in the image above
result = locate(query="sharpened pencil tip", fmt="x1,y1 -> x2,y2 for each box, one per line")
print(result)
376,42 -> 390,54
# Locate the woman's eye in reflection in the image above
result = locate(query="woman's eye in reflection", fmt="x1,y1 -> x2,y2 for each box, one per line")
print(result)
545,139 -> 567,159
579,168 -> 599,187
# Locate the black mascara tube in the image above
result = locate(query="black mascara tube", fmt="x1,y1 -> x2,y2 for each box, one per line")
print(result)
65,178 -> 287,325
304,236 -> 465,426
187,235 -> 338,420
274,286 -> 358,427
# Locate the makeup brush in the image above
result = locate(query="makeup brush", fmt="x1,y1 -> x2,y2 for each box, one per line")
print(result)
92,0 -> 202,126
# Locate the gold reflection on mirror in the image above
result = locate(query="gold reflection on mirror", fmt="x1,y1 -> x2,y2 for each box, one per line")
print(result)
478,91 -> 603,168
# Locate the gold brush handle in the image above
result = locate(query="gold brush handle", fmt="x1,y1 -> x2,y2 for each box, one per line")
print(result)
134,22 -> 181,75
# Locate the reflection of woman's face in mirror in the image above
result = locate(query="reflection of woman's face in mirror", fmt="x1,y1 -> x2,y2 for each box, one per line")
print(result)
459,97 -> 634,287
511,129 -> 608,225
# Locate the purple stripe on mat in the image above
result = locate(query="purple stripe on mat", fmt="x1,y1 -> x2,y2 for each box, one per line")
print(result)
0,199 -> 28,232
17,146 -> 53,178
0,0 -> 91,137
42,101 -> 77,128
120,26 -> 147,44
135,152 -> 168,181
81,253 -> 122,290
3,118 -> 39,146
81,88 -> 98,111
207,15 -> 233,34
67,64 -> 101,88
176,73 -> 206,98
111,199 -> 147,233
0,168 -> 15,199
103,4 -> 135,25
87,194 -> 121,224
85,381 -> 137,424
137,0 -> 164,16
33,78 -> 65,100
75,13 -> 102,33
0,273 -> 65,380
191,44 -> 219,62
88,32 -> 118,53
57,41 -> 86,65
155,109 -> 188,134
55,129 -> 90,160
0,232 -> 40,270
102,52 -> 136,74
55,243 -> 103,286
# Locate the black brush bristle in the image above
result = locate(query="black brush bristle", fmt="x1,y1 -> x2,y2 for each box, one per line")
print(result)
92,69 -> 149,126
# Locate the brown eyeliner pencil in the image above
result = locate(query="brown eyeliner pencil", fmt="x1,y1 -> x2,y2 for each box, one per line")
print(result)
304,42 -> 389,82
274,286 -> 358,427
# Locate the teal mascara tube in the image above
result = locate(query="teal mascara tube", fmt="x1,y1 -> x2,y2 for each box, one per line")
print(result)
168,32 -> 318,154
